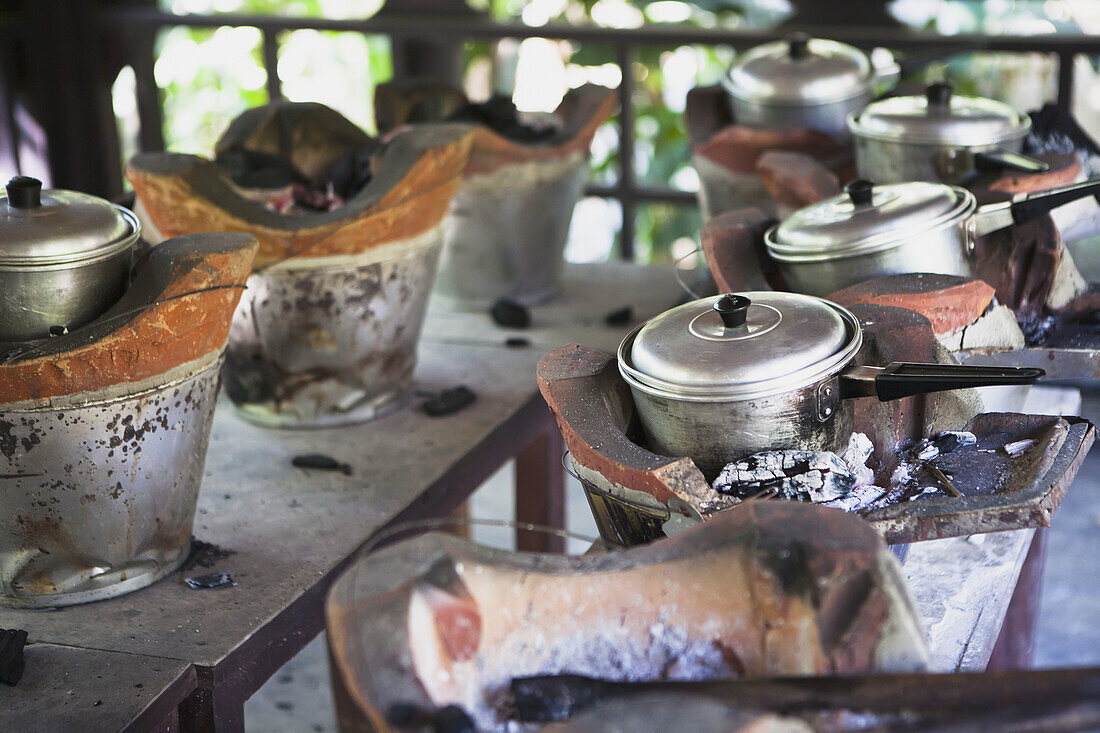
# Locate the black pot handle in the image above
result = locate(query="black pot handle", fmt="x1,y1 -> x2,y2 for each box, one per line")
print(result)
1011,178 -> 1100,225
840,362 -> 1044,402
973,149 -> 1051,174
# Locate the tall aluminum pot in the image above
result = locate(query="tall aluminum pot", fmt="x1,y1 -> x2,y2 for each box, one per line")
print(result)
433,153 -> 587,308
1,177 -> 138,342
619,293 -> 1043,479
848,83 -> 1047,184
723,35 -> 897,142
765,178 -> 1100,298
0,352 -> 222,608
225,227 -> 442,427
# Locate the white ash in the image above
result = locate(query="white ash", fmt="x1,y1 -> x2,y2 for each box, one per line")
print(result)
822,482 -> 887,512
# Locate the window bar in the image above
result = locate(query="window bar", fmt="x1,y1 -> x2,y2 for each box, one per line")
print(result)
1057,51 -> 1074,113
130,28 -> 166,153
263,28 -> 283,102
617,42 -> 636,260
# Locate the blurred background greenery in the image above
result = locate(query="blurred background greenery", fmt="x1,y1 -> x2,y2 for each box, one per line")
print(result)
118,0 -> 1096,264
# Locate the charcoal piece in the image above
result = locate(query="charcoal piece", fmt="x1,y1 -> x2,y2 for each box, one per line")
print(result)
184,538 -> 234,570
510,674 -> 602,722
449,95 -> 557,142
504,336 -> 531,348
430,705 -> 476,733
490,298 -> 531,329
713,450 -> 856,503
325,143 -> 382,200
604,306 -> 633,326
1004,438 -> 1035,457
184,572 -> 236,590
915,441 -> 940,461
422,386 -> 477,417
931,431 -> 977,454
0,628 -> 28,686
840,432 -> 875,486
216,147 -> 307,189
292,454 -> 353,475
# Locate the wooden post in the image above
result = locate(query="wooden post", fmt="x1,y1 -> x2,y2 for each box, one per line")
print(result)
514,407 -> 567,553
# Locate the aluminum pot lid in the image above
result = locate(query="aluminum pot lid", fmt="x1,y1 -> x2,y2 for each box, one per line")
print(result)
849,82 -> 1030,145
766,179 -> 974,261
726,34 -> 874,105
625,292 -> 858,392
0,177 -> 138,266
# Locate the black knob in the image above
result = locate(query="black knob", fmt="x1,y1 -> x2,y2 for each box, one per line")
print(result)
846,179 -> 875,207
926,81 -> 953,108
6,176 -> 42,209
714,294 -> 751,329
787,32 -> 811,61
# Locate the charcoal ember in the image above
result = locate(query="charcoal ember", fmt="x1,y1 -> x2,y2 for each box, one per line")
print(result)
290,183 -> 344,212
713,450 -> 856,502
216,147 -> 307,189
1021,314 -> 1058,347
932,431 -> 976,454
0,628 -> 28,686
292,454 -> 353,475
490,298 -> 531,329
604,306 -> 633,326
422,386 -> 477,417
184,571 -> 236,590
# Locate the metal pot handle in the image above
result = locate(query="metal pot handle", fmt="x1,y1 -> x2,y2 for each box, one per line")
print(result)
973,149 -> 1051,174
974,178 -> 1100,237
839,362 -> 1045,402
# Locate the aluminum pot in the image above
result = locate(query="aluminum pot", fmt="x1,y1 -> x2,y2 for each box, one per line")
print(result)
764,178 -> 1100,297
0,176 -> 139,342
618,292 -> 1043,478
723,34 -> 897,141
848,82 -> 1049,184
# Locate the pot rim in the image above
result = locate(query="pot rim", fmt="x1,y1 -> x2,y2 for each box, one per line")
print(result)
845,107 -> 1032,147
0,205 -> 140,268
723,74 -> 875,107
617,306 -> 864,402
764,185 -> 976,263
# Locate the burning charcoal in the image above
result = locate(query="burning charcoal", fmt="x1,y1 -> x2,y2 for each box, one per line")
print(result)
292,454 -> 353,475
422,386 -> 477,417
1004,439 -> 1035,457
713,450 -> 856,503
0,628 -> 28,686
504,337 -> 530,348
184,571 -> 236,590
931,431 -> 977,454
604,306 -> 633,326
490,298 -> 531,329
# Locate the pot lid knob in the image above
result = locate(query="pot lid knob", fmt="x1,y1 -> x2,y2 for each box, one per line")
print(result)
6,176 -> 42,209
926,81 -> 953,108
846,179 -> 875,207
713,293 -> 751,329
787,32 -> 810,60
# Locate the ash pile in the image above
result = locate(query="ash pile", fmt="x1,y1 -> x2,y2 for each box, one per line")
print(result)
712,430 -> 1035,513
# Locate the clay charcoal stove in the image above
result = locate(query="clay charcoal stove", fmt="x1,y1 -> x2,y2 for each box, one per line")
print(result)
128,102 -> 474,427
326,501 -> 928,732
374,79 -> 617,308
0,226 -> 256,607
